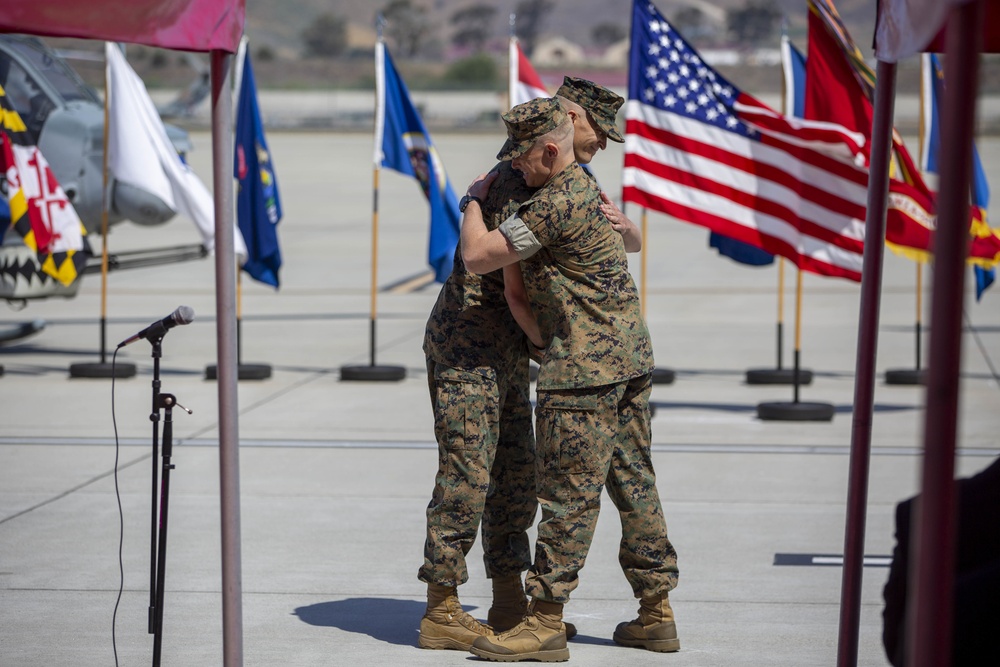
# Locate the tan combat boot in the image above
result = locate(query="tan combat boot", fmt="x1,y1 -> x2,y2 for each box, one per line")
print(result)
488,576 -> 579,639
470,599 -> 569,662
612,594 -> 680,652
418,583 -> 494,651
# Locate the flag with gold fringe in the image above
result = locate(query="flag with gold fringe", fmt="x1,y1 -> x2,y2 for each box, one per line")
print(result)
807,0 -> 1000,268
0,83 -> 86,286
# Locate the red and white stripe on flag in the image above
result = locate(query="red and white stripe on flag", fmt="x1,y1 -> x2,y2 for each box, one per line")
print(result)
509,40 -> 548,108
623,98 -> 869,281
622,1 -> 892,281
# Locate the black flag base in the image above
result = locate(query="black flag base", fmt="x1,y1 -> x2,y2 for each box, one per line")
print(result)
757,400 -> 835,422
746,368 -> 814,385
884,368 -> 925,385
205,363 -> 272,381
651,367 -> 676,385
69,360 -> 137,379
340,364 -> 406,382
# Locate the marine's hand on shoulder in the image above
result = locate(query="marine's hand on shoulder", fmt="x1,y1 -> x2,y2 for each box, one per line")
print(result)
466,170 -> 498,201
600,191 -> 642,252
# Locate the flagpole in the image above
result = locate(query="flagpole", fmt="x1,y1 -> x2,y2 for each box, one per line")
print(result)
640,209 -> 648,319
746,30 -> 811,387
915,263 -> 922,369
776,24 -> 788,375
885,54 -> 931,386
369,164 -> 380,367
757,265 -> 832,421
99,56 -> 111,363
777,259 -> 784,369
793,268 -> 803,403
835,56 -> 898,667
205,39 -> 271,382
908,4 -> 983,663
340,22 -> 406,382
69,41 -> 135,379
638,206 -> 674,385
236,270 -> 243,365
234,41 -> 246,374
210,48 -> 245,667
508,13 -> 517,108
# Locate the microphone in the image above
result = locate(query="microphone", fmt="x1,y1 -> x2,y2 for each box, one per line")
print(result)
118,306 -> 195,347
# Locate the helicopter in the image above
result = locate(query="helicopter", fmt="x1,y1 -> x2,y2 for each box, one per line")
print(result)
0,33 -> 208,315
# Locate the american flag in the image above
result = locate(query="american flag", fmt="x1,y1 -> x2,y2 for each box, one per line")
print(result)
623,0 -> 882,281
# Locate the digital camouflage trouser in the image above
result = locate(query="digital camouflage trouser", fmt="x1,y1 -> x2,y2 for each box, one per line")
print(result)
525,372 -> 679,604
419,356 -> 536,586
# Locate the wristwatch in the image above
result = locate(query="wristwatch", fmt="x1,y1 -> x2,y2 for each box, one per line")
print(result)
459,194 -> 481,212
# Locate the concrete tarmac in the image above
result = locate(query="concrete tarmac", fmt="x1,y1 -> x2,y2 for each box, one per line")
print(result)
1,131 -> 999,666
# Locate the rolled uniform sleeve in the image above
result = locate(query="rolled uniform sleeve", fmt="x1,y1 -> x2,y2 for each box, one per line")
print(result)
499,214 -> 543,260
499,197 -> 562,260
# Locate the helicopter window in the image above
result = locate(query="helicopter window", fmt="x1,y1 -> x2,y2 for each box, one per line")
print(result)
5,38 -> 99,105
0,58 -> 53,142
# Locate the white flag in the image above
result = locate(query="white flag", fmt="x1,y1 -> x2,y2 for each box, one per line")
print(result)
104,42 -> 246,258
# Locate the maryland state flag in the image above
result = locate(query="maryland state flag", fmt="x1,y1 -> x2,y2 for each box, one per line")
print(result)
0,83 -> 86,286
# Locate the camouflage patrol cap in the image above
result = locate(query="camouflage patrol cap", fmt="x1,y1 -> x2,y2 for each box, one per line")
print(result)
555,76 -> 624,143
497,97 -> 569,161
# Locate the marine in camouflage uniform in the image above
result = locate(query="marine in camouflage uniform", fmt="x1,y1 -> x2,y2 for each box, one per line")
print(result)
462,98 -> 680,661
418,160 -> 539,650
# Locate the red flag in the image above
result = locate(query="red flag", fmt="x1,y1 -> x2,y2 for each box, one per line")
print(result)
808,0 -> 1000,265
804,10 -> 873,157
509,39 -> 548,108
624,0 -> 880,281
0,0 -> 245,53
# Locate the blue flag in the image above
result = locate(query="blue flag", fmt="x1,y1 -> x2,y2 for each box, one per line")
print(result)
376,43 -> 460,283
922,53 -> 993,300
235,47 -> 282,288
781,34 -> 807,119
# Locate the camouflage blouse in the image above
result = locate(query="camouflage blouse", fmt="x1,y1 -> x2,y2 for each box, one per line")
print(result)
422,161 -> 534,372
504,162 -> 654,390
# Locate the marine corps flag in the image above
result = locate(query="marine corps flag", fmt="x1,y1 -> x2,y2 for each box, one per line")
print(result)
235,45 -> 282,288
0,83 -> 86,286
375,41 -> 461,283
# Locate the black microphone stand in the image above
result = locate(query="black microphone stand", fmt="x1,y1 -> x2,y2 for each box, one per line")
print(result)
145,335 -> 190,667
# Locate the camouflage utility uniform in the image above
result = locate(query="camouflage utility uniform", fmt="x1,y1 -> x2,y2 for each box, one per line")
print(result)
499,160 -> 679,604
420,161 -> 538,586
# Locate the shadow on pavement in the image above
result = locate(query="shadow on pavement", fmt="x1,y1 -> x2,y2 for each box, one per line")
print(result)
292,598 -> 425,646
292,598 -> 614,650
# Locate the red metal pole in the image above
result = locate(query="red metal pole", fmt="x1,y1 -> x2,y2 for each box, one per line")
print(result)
835,58 -> 896,667
906,3 -> 983,666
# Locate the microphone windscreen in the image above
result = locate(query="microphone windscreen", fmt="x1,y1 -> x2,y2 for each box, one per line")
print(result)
175,305 -> 195,325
